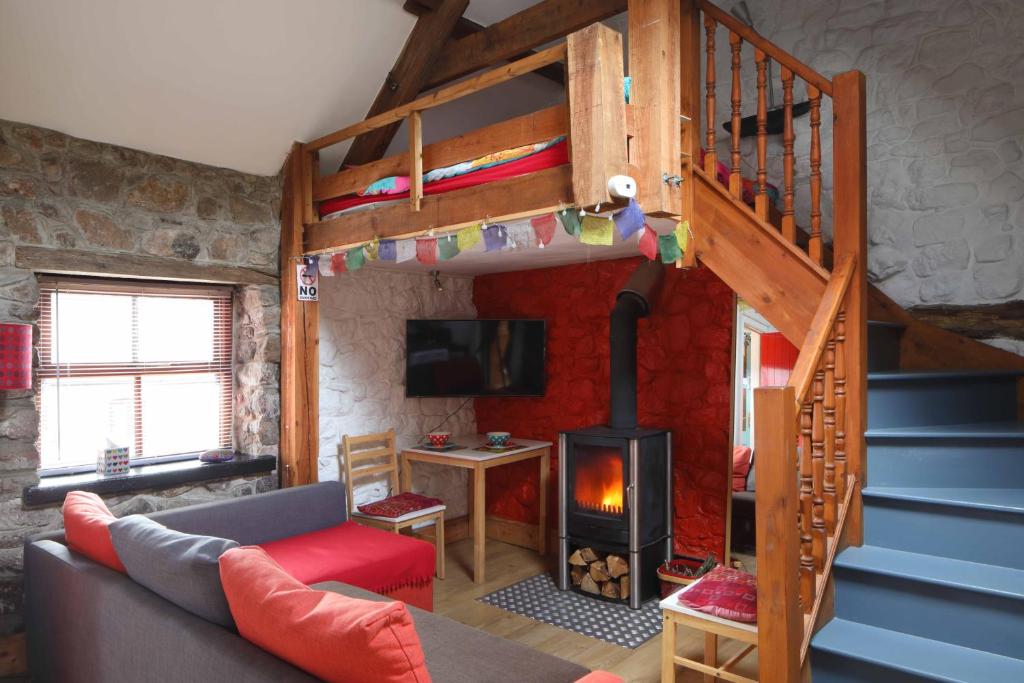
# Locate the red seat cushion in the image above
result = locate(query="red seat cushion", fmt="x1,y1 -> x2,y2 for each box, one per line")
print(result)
358,492 -> 444,518
678,566 -> 757,622
259,521 -> 435,611
62,491 -> 126,573
732,446 -> 752,492
220,546 -> 430,683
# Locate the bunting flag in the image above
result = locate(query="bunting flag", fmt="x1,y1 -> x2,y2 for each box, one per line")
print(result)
580,215 -> 614,246
507,223 -> 535,249
674,220 -> 691,253
457,224 -> 482,251
613,198 -> 644,240
438,234 -> 460,260
364,237 -> 380,261
531,213 -> 556,247
558,209 -> 581,237
318,254 -> 334,276
483,224 -> 507,252
658,233 -> 682,263
396,239 -> 416,263
639,224 -> 659,260
345,246 -> 365,271
378,239 -> 397,262
416,238 -> 438,265
331,252 -> 347,274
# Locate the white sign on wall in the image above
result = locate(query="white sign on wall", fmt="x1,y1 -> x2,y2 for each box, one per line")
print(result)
296,258 -> 318,301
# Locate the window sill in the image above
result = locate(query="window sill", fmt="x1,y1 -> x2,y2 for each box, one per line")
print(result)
23,454 -> 277,507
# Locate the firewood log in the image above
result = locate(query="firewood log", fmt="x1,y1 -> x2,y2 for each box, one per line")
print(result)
620,575 -> 630,600
601,580 -> 620,600
581,573 -> 601,595
579,547 -> 598,563
570,566 -> 587,586
606,554 -> 629,578
568,549 -> 587,566
589,560 -> 611,582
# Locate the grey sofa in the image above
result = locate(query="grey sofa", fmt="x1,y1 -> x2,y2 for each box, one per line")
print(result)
25,481 -> 589,683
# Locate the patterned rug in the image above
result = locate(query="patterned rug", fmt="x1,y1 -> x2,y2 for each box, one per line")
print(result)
478,573 -> 662,648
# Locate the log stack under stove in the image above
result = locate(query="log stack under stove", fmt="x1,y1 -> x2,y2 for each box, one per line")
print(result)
568,546 -> 630,602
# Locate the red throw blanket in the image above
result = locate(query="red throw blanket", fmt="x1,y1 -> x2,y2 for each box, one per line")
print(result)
259,521 -> 435,611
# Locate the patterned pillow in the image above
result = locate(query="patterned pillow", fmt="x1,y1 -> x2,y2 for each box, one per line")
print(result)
678,566 -> 757,622
357,492 -> 443,518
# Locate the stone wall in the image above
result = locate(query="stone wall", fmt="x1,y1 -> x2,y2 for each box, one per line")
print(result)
0,119 -> 282,632
318,269 -> 476,518
711,0 -> 1023,312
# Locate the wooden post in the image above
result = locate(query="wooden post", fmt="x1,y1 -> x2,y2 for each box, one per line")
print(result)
279,143 -> 320,488
831,70 -> 867,546
754,386 -> 802,683
566,23 -> 628,209
627,0 -> 681,217
679,0 -> 701,268
409,111 -> 423,212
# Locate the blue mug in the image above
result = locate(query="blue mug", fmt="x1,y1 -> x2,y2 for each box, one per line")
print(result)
486,431 -> 511,447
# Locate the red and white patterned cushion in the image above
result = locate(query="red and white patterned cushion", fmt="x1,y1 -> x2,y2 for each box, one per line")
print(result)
357,492 -> 444,519
677,566 -> 757,622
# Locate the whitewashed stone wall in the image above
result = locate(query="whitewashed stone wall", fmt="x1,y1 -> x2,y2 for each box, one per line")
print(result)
709,0 -> 1023,309
318,269 -> 477,518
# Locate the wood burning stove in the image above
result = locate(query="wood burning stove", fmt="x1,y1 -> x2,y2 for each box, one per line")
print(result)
557,261 -> 673,609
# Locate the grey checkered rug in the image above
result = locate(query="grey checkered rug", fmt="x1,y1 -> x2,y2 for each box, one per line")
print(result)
478,573 -> 662,648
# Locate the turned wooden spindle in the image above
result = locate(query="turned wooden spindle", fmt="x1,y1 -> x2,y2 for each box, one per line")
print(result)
754,49 -> 769,220
704,16 -> 717,175
729,31 -> 743,199
799,397 -> 815,612
811,367 -> 827,573
834,311 -> 848,500
808,84 -> 823,264
823,329 -> 838,535
781,67 -> 796,244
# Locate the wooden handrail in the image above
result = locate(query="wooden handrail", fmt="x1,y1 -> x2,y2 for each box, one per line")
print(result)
306,43 -> 569,152
789,254 -> 856,403
696,0 -> 833,96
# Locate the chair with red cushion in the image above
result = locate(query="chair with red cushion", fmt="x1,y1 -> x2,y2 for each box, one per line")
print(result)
341,429 -> 446,579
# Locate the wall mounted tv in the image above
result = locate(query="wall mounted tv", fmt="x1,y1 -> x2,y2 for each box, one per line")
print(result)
406,319 -> 546,397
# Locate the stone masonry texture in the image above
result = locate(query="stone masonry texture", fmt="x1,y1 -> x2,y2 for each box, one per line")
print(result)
0,119 -> 282,633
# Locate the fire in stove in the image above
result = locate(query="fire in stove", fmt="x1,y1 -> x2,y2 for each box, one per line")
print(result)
573,447 -> 624,515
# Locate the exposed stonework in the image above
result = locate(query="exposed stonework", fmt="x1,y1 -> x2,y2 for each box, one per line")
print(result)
0,118 -> 283,633
318,269 -> 476,519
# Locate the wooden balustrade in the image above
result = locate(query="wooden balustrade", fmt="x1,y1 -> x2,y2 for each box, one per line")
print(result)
728,31 -> 742,199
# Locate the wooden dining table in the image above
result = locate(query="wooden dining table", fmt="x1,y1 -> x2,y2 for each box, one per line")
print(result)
399,435 -> 551,584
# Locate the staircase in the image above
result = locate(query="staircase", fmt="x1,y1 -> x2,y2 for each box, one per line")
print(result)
810,321 -> 1024,682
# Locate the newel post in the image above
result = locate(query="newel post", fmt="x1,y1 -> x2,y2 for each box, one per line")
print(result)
679,0 -> 702,267
831,71 -> 867,545
754,385 -> 802,683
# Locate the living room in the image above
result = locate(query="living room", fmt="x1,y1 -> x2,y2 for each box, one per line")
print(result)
3,1 -> 1024,682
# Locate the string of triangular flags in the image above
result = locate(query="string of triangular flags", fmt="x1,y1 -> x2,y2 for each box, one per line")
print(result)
316,198 -> 691,276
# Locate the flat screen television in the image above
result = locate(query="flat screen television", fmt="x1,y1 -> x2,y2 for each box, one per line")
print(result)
406,319 -> 546,397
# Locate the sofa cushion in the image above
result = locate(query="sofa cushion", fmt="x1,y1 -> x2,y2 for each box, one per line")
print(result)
677,566 -> 757,623
220,546 -> 430,683
109,515 -> 238,628
732,446 -> 752,492
62,491 -> 125,573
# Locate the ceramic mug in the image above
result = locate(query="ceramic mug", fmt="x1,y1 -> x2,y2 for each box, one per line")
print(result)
427,431 -> 451,448
486,431 -> 511,447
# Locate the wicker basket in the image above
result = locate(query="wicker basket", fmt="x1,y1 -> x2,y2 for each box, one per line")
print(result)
657,555 -> 718,598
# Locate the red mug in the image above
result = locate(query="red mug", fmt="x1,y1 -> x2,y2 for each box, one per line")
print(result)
427,432 -> 451,448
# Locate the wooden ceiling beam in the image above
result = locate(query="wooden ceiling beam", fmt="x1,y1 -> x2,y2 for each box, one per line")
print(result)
341,0 -> 469,168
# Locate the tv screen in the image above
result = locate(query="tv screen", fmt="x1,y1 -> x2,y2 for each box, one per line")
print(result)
406,319 -> 546,397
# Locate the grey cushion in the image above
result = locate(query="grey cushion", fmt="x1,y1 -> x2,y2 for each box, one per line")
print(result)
109,515 -> 238,628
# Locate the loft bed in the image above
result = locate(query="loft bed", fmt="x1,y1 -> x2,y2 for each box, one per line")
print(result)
295,23 -> 640,257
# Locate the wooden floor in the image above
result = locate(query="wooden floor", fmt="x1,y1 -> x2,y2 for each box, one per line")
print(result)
434,539 -> 759,683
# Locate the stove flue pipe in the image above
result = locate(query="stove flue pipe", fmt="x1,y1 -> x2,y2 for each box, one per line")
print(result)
609,261 -> 665,430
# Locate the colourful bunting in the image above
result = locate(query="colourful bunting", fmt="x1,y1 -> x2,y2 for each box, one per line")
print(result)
507,223 -> 535,249
457,224 -> 482,252
558,209 -> 581,237
416,238 -> 437,265
658,233 -> 681,263
345,246 -> 365,271
364,237 -> 379,261
378,239 -> 397,261
330,252 -> 347,274
438,235 -> 460,260
531,213 -> 556,247
639,224 -> 659,260
396,239 -> 416,263
483,225 -> 507,252
318,254 -> 334,276
674,220 -> 691,253
613,198 -> 644,239
580,215 -> 614,246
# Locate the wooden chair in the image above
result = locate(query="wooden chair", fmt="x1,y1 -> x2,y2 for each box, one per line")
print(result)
341,429 -> 445,579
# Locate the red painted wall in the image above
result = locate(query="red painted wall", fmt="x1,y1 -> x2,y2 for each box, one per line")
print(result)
760,332 -> 799,386
473,257 -> 735,561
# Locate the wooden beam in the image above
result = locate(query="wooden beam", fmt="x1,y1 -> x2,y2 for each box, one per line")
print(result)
408,111 -> 423,211
679,0 -> 702,267
15,246 -> 277,286
342,0 -> 469,167
403,0 -> 566,86
279,144 -> 319,488
422,0 -> 626,90
628,0 -> 682,217
305,165 -> 573,253
906,301 -> 1024,342
567,23 -> 628,208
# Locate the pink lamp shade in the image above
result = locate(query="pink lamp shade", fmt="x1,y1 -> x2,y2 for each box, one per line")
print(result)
0,323 -> 32,390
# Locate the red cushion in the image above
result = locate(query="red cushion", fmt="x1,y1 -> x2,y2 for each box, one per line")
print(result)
678,566 -> 757,622
62,491 -> 125,573
575,673 -> 624,683
259,521 -> 435,611
732,446 -> 752,492
358,492 -> 443,518
220,546 -> 430,683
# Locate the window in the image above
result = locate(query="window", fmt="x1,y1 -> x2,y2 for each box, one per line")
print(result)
37,277 -> 233,473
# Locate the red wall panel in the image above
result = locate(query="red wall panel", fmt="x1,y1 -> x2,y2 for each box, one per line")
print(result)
473,257 -> 735,561
759,332 -> 799,387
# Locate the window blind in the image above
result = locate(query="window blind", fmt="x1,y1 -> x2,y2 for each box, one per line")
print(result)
37,276 -> 234,471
